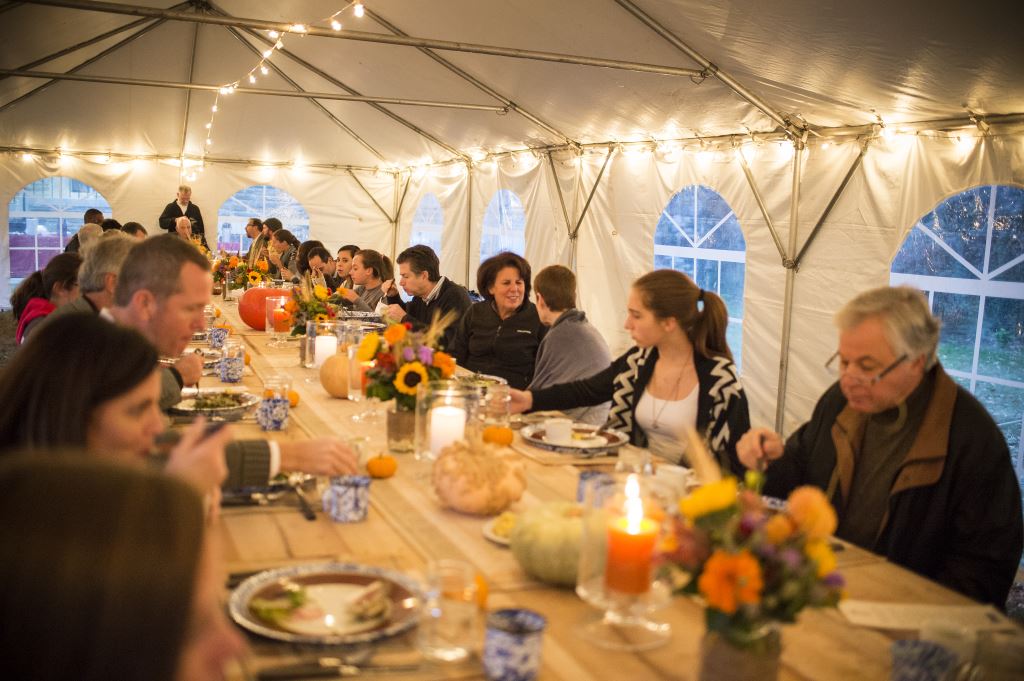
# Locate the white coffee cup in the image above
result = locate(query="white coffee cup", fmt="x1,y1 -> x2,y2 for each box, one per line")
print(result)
545,418 -> 573,445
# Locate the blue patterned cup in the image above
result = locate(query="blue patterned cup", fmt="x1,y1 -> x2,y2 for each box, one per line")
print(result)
219,339 -> 245,383
321,476 -> 370,522
577,470 -> 614,504
256,376 -> 290,431
209,326 -> 229,349
891,640 -> 959,681
484,608 -> 546,681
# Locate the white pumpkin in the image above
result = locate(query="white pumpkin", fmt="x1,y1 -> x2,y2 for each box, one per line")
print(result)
432,439 -> 526,516
509,501 -> 584,587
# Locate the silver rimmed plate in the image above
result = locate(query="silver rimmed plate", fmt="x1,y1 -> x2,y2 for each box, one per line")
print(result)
520,423 -> 628,456
168,388 -> 259,420
229,562 -> 423,645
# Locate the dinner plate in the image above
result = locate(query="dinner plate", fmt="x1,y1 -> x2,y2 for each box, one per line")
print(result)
229,562 -> 423,645
482,516 -> 512,547
168,388 -> 259,420
190,330 -> 208,342
182,347 -> 223,368
520,423 -> 628,456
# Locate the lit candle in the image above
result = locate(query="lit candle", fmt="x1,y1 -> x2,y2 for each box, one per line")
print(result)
313,334 -> 338,367
605,474 -> 659,595
430,405 -> 466,457
272,308 -> 290,333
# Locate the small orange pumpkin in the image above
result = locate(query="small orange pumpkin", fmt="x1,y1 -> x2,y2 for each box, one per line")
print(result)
482,425 -> 514,446
366,454 -> 398,479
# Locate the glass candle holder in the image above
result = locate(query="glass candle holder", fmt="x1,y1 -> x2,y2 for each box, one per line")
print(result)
414,381 -> 480,461
576,473 -> 671,651
219,338 -> 245,383
265,295 -> 292,348
478,381 -> 511,428
303,320 -> 343,369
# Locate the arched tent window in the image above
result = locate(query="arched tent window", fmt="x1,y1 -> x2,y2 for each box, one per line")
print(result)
480,189 -> 526,260
217,185 -> 310,254
410,193 -> 444,256
653,185 -> 746,369
890,185 -> 1024,483
7,177 -> 112,286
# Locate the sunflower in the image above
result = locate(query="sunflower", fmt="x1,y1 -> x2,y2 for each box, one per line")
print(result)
313,284 -> 330,301
247,271 -> 262,285
313,313 -> 330,323
356,332 -> 380,362
394,362 -> 429,395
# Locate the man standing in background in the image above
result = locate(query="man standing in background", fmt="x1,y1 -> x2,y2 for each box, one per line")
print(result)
63,208 -> 104,253
158,185 -> 206,247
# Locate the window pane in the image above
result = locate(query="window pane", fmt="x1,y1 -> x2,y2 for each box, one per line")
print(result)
931,292 -> 979,373
929,187 -> 989,272
216,185 -> 309,254
995,263 -> 1024,283
654,212 -> 690,247
660,187 -> 696,241
891,227 -> 976,278
973,380 -> 1023,469
480,189 -> 525,259
979,297 -> 1024,382
701,214 -> 746,251
654,254 -> 672,269
990,186 -> 1024,273
696,258 -> 719,294
672,257 -> 694,278
411,193 -> 444,256
719,261 -> 746,318
726,321 -> 743,373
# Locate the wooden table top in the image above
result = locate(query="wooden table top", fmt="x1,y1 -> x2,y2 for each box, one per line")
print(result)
204,300 -> 982,681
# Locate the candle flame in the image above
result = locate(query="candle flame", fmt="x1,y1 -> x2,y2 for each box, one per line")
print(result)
624,474 -> 644,533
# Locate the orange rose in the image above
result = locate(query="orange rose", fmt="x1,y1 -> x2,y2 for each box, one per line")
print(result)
284,300 -> 299,314
786,486 -> 837,540
697,549 -> 763,615
432,351 -> 456,378
256,259 -> 269,272
383,324 -> 406,345
228,255 -> 240,269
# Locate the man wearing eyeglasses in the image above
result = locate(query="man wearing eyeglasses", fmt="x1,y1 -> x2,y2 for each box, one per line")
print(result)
736,286 -> 1022,607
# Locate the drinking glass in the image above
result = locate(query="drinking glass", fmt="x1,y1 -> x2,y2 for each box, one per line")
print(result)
257,375 -> 290,431
265,296 -> 292,348
418,559 -> 479,663
219,339 -> 245,383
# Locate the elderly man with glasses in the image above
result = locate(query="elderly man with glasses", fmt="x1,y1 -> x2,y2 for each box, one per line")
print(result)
736,285 -> 1022,607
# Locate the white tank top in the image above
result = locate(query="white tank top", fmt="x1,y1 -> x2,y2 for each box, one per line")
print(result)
634,383 -> 699,464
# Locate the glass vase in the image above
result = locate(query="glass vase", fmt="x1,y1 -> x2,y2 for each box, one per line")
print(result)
387,406 -> 416,454
699,621 -> 780,681
414,381 -> 480,461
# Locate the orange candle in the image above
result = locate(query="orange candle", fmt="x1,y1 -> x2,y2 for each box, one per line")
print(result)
604,475 -> 659,595
359,360 -> 375,390
272,308 -> 290,333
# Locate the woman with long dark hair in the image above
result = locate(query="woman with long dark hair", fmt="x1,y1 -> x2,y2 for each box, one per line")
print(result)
338,248 -> 393,311
0,456 -> 245,681
449,251 -> 544,389
510,269 -> 749,469
267,228 -> 301,279
10,252 -> 82,343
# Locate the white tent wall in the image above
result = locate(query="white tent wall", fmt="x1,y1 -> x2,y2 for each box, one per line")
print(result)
395,164 -> 470,284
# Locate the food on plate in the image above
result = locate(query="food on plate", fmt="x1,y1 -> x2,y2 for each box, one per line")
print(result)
432,438 -> 526,516
346,580 -> 391,621
490,511 -> 517,539
366,454 -> 398,479
250,581 -> 308,625
510,501 -> 584,587
192,391 -> 250,410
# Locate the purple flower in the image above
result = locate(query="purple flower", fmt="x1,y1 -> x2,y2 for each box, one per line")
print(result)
780,548 -> 802,571
418,345 -> 434,365
823,572 -> 845,588
402,347 -> 416,362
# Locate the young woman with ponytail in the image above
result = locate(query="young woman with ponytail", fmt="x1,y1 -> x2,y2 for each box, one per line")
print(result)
10,252 -> 82,344
510,269 -> 749,471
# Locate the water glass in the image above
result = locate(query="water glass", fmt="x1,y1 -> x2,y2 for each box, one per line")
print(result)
480,383 -> 511,428
418,559 -> 479,663
484,608 -> 547,681
219,339 -> 245,383
256,375 -> 290,431
321,476 -> 370,522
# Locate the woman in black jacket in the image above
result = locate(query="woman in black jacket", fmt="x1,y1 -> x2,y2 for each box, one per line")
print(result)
510,269 -> 749,471
450,252 -> 544,389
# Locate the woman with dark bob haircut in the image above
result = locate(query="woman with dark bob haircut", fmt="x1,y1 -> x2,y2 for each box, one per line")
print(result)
10,251 -> 82,344
510,269 -> 750,471
449,251 -> 544,389
0,456 -> 245,681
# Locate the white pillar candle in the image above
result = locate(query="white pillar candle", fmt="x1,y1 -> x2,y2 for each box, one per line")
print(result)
313,335 -> 338,368
430,405 -> 466,457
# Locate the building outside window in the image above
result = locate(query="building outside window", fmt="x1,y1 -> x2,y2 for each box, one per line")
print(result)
216,185 -> 310,254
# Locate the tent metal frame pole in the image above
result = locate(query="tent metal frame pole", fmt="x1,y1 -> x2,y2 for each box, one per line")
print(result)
346,169 -> 394,224
24,0 -> 703,78
548,153 -> 574,243
221,26 -> 384,162
391,175 -> 411,261
465,167 -> 474,287
613,0 -> 798,135
0,2 -> 23,15
792,142 -> 867,268
0,16 -> 166,113
774,137 -> 806,434
1,1 -> 190,82
177,21 -> 200,168
0,68 -> 508,111
210,8 -> 467,161
818,113 -> 1024,137
736,153 -> 788,265
365,7 -> 578,149
567,146 -> 614,270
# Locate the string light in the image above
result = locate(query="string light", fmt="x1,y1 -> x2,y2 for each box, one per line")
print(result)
289,24 -> 307,33
249,74 -> 256,84
211,104 -> 218,112
956,135 -> 975,152
354,3 -> 365,18
331,19 -> 342,30
21,152 -> 34,162
262,49 -> 274,58
267,30 -> 280,39
260,65 -> 269,75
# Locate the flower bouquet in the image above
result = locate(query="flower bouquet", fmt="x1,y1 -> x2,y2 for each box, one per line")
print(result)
286,274 -> 338,336
658,476 -> 844,678
213,256 -> 271,290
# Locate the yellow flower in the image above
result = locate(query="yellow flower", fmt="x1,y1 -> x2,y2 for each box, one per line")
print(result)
697,549 -> 763,615
313,313 -> 330,323
247,271 -> 261,285
394,362 -> 428,396
356,332 -> 380,362
383,324 -> 407,345
763,514 -> 794,545
804,539 -> 837,577
679,477 -> 738,520
432,351 -> 455,378
786,486 -> 837,540
313,284 -> 330,301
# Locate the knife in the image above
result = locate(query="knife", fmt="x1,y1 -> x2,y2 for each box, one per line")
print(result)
256,658 -> 421,680
291,483 -> 317,521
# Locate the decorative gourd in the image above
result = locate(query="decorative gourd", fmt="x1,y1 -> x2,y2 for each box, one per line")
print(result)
366,454 -> 398,479
238,287 -> 291,330
510,501 -> 584,587
432,439 -> 526,516
319,352 -> 350,398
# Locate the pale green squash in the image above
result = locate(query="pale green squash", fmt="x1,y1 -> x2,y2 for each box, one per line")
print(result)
510,501 -> 584,587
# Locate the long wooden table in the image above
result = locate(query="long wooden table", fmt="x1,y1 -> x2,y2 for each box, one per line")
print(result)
207,301 -> 987,681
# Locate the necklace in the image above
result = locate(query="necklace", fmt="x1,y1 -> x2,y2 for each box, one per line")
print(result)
650,364 -> 690,429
